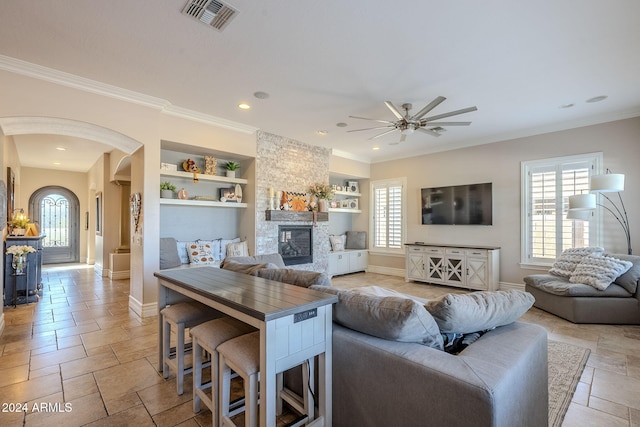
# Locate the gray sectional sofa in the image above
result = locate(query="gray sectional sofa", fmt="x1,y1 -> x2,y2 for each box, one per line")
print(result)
525,253 -> 640,324
225,254 -> 548,427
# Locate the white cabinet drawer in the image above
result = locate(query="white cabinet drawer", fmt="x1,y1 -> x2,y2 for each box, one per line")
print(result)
466,249 -> 487,258
423,247 -> 443,254
408,246 -> 427,253
445,248 -> 465,256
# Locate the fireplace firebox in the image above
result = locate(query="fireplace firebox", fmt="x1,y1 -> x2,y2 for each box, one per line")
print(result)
278,225 -> 313,266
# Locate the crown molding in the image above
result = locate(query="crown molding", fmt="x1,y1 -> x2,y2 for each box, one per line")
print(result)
0,54 -> 258,135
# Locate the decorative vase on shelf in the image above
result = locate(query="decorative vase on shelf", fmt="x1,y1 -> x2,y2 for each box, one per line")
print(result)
12,254 -> 26,275
11,228 -> 26,236
178,188 -> 189,200
318,199 -> 329,213
161,189 -> 173,199
226,170 -> 236,178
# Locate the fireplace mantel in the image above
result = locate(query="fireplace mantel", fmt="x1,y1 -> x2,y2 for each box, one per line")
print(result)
265,210 -> 328,222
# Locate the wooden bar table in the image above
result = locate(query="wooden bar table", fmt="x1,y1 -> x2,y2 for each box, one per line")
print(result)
155,267 -> 337,427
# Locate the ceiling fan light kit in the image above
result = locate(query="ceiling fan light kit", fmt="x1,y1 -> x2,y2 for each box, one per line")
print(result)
348,96 -> 477,142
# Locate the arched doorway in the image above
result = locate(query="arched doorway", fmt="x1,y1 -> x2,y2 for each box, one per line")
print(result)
29,186 -> 80,264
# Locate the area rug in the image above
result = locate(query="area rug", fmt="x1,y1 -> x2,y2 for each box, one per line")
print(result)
548,340 -> 591,427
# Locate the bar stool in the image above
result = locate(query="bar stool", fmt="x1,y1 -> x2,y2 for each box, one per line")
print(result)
190,317 -> 256,425
218,331 -> 314,427
161,301 -> 221,395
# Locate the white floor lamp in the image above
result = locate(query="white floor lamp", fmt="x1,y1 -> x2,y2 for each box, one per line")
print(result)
568,170 -> 631,255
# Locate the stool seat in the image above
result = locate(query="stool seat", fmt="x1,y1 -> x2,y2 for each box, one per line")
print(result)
161,301 -> 221,395
218,331 -> 260,375
190,317 -> 256,423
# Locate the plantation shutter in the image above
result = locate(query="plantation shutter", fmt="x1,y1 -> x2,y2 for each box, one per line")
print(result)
372,179 -> 404,250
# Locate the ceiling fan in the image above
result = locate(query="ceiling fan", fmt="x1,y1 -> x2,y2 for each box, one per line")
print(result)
348,96 -> 477,143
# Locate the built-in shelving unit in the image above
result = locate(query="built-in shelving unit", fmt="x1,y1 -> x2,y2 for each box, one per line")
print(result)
160,168 -> 248,208
329,190 -> 362,213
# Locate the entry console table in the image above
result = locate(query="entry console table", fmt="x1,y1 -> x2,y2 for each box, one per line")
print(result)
405,243 -> 500,291
155,267 -> 337,427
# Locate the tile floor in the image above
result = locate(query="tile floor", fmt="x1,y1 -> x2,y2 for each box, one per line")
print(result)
0,265 -> 639,426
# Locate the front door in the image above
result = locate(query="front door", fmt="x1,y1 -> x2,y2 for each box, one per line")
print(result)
29,186 -> 80,264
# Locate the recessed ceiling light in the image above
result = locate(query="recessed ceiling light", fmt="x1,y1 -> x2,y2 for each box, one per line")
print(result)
372,146 -> 380,151
53,162 -> 61,165
55,147 -> 66,151
253,91 -> 269,99
238,102 -> 251,110
316,130 -> 328,136
559,103 -> 574,109
586,95 -> 608,103
336,122 -> 348,128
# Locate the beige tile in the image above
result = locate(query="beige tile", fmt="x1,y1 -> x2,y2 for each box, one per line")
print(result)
152,400 -> 198,427
30,345 -> 87,371
631,407 -> 640,427
63,373 -> 99,401
0,372 -> 62,403
598,333 -> 640,357
588,396 -> 630,421
84,404 -> 155,426
60,349 -> 119,380
0,349 -> 30,368
30,364 -> 60,380
592,368 -> 640,410
93,358 -> 163,401
80,327 -> 131,349
587,350 -> 628,375
25,391 -> 107,427
571,381 -> 591,406
0,363 -> 30,388
563,402 -> 628,427
137,378 -> 193,416
102,391 -> 143,416
580,366 -> 594,384
55,322 -> 101,338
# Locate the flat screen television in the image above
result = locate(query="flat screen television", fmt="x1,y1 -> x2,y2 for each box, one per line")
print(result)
421,182 -> 492,225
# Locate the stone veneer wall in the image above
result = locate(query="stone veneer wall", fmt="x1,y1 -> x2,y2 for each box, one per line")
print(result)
255,131 -> 331,272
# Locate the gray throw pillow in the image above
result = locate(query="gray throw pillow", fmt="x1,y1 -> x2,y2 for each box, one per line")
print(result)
159,238 -> 182,270
257,268 -> 331,288
315,287 -> 443,350
425,290 -> 535,334
608,253 -> 640,294
221,261 -> 274,275
345,231 -> 366,249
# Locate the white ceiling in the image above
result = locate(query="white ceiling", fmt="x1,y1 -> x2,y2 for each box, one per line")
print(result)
1,0 -> 639,171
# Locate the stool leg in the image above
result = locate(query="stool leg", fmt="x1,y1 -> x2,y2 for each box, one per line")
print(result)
162,318 -> 170,379
193,336 -> 202,413
246,372 -> 258,427
176,321 -> 185,395
219,355 -> 232,426
276,372 -> 284,415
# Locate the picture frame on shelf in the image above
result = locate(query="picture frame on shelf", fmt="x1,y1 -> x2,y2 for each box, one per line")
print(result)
219,187 -> 238,202
346,181 -> 359,193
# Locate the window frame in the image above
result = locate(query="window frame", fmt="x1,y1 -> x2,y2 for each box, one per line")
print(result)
521,152 -> 602,268
369,177 -> 406,255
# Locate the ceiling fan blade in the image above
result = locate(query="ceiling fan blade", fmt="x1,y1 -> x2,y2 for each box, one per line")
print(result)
384,101 -> 405,120
419,121 -> 472,126
347,125 -> 394,133
417,127 -> 442,137
369,128 -> 398,140
422,106 -> 478,122
411,96 -> 446,120
349,115 -> 394,124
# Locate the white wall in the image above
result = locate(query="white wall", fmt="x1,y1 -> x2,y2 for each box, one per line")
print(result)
369,117 -> 640,285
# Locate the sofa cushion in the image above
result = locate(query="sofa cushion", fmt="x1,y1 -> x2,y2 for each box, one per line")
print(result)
221,261 -> 276,275
608,253 -> 640,294
569,254 -> 633,291
549,246 -> 605,278
424,290 -> 535,334
186,241 -> 217,265
310,286 -> 443,350
329,235 -> 345,252
348,285 -> 428,304
524,274 -> 632,297
257,268 -> 331,288
226,240 -> 248,257
222,253 -> 286,268
345,231 -> 366,249
175,240 -> 191,264
159,237 -> 182,270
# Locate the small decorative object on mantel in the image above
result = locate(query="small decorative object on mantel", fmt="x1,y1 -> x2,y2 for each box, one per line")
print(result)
280,191 -> 288,210
182,158 -> 201,182
204,156 -> 217,175
308,182 -> 334,213
225,161 -> 241,178
268,188 -> 276,210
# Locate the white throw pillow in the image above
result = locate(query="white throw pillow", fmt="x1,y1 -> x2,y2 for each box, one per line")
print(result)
549,247 -> 605,278
329,234 -> 345,252
569,254 -> 633,291
186,241 -> 216,265
226,240 -> 248,257
219,237 -> 241,261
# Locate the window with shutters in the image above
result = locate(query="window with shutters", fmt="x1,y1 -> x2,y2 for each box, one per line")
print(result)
521,153 -> 602,266
371,178 -> 406,253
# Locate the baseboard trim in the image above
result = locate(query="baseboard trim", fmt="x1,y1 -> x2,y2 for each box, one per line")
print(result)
499,282 -> 525,291
109,270 -> 130,280
365,265 -> 406,277
128,295 -> 158,318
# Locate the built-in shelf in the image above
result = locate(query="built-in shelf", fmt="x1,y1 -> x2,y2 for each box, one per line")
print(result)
160,169 -> 248,185
161,198 -> 247,208
328,208 -> 362,214
333,190 -> 361,197
265,210 -> 328,222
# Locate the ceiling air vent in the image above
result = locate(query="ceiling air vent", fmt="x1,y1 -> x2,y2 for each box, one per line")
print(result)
182,0 -> 238,31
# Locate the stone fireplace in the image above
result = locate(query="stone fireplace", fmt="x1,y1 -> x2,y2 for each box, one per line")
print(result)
278,225 -> 313,266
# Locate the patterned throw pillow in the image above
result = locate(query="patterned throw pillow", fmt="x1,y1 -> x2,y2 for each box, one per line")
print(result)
186,241 -> 216,265
549,247 -> 605,278
226,241 -> 248,257
329,235 -> 345,252
569,254 -> 633,291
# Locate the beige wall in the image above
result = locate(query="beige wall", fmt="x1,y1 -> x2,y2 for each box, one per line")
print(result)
369,117 -> 640,285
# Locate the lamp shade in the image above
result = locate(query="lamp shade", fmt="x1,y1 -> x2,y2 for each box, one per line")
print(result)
568,194 -> 596,210
566,209 -> 592,220
590,173 -> 624,193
